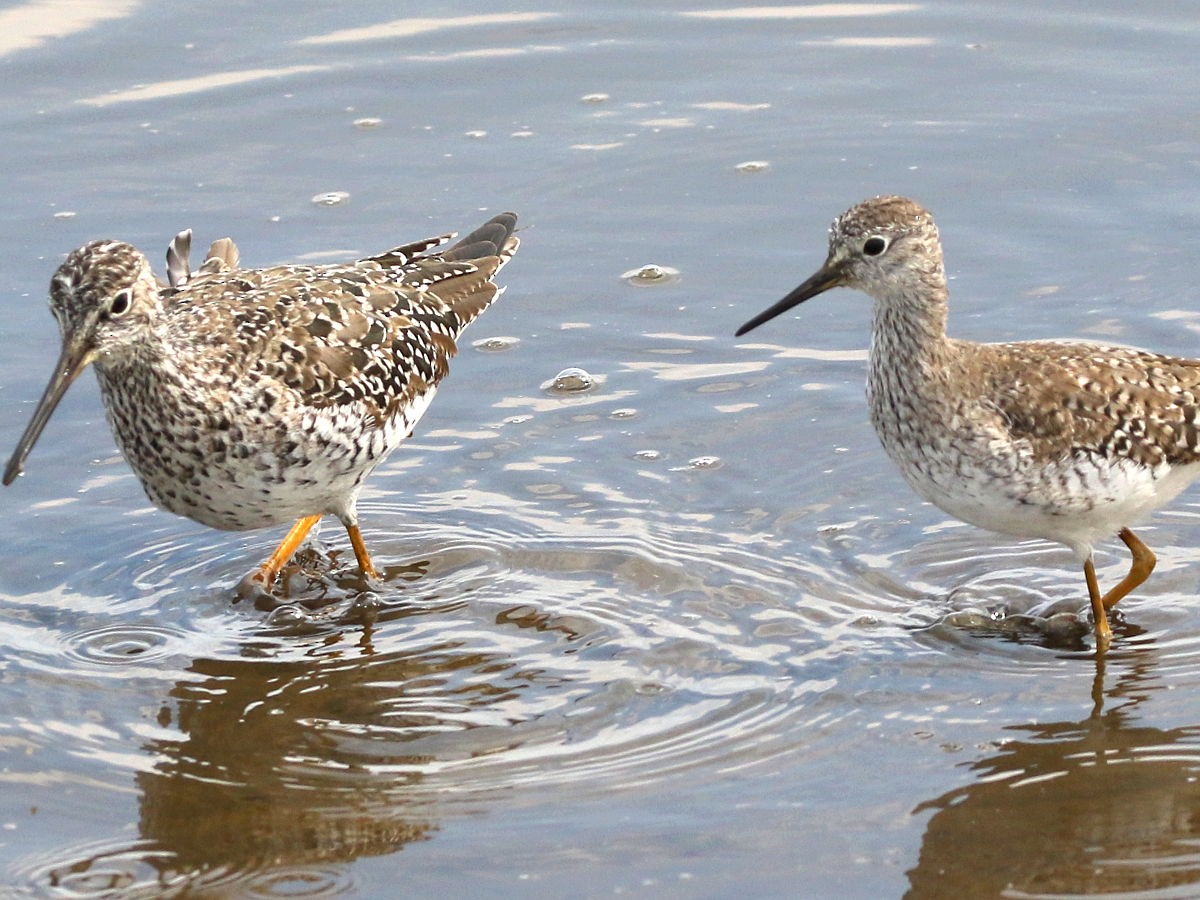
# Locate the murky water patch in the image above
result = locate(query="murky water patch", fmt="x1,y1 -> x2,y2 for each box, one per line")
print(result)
906,527 -> 1200,657
768,495 -> 1200,679
1,505 -> 872,893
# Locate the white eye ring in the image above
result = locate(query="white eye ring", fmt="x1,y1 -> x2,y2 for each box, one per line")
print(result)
863,236 -> 889,257
110,288 -> 133,317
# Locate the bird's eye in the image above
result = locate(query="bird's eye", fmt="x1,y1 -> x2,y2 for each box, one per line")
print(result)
109,288 -> 133,317
863,237 -> 888,257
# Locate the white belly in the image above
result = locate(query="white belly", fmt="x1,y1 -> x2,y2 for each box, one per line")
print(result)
888,440 -> 1200,561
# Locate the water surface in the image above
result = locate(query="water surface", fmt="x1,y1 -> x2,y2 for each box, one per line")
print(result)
3,2 -> 1200,897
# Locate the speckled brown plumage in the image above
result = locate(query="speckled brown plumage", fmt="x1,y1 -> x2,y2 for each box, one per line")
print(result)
5,212 -> 519,592
737,195 -> 1200,648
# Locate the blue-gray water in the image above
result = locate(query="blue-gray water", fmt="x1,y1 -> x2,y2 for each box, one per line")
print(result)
3,2 -> 1200,897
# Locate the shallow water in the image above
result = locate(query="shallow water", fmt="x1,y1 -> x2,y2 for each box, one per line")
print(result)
3,2 -> 1200,897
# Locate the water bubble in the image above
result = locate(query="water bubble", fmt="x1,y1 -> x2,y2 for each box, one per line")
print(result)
635,681 -> 669,695
464,130 -> 488,139
735,160 -> 770,173
353,117 -> 382,128
472,335 -> 520,352
264,604 -> 314,628
311,191 -> 349,206
621,264 -> 681,287
571,142 -> 625,151
544,367 -> 596,393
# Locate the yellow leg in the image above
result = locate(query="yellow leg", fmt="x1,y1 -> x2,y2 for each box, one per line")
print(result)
345,522 -> 380,580
253,514 -> 322,587
1082,527 -> 1156,651
1083,556 -> 1112,651
1100,527 -> 1156,611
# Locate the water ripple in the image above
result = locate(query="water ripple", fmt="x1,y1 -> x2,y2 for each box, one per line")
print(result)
62,624 -> 189,667
0,479 -> 883,894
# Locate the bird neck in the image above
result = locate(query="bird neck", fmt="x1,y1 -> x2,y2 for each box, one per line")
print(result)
866,283 -> 954,405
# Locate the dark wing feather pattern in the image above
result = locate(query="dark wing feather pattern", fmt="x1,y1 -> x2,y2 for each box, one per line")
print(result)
979,340 -> 1200,469
165,212 -> 519,424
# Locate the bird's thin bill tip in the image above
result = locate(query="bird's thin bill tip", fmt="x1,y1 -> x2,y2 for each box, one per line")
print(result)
3,442 -> 34,485
734,304 -> 789,338
734,268 -> 843,339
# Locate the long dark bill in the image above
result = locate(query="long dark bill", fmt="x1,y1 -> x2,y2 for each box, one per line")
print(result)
735,261 -> 845,337
3,337 -> 95,485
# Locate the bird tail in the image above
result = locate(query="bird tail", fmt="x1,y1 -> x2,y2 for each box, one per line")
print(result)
443,212 -> 520,272
433,213 -> 521,331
